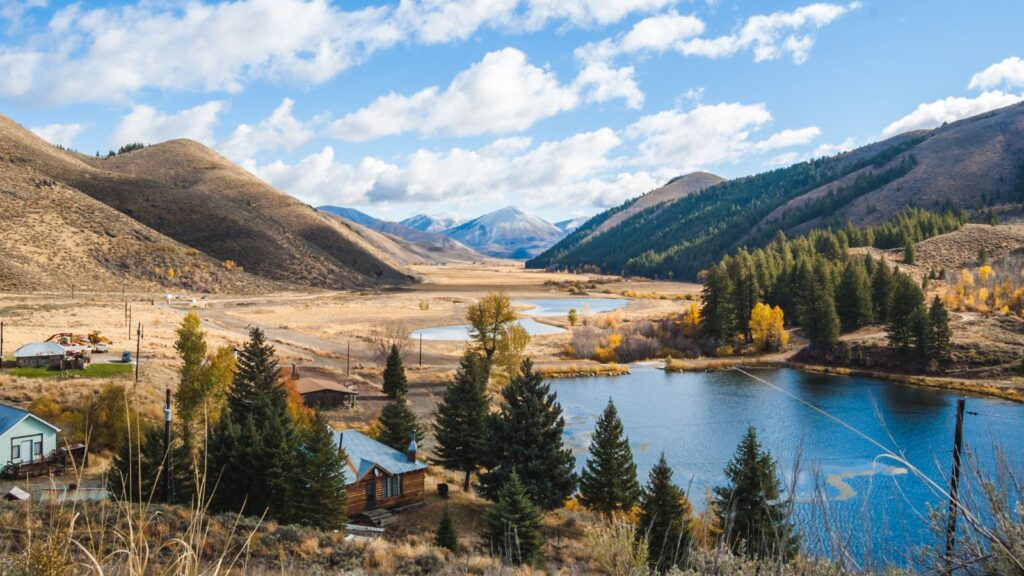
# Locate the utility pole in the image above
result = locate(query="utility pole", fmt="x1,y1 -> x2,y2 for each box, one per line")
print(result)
1,320 -> 4,371
163,387 -> 172,503
134,322 -> 143,388
944,397 -> 967,571
419,333 -> 423,367
346,340 -> 351,376
71,284 -> 74,300
127,306 -> 132,340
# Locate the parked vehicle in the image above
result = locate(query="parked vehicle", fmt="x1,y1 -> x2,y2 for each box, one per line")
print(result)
94,342 -> 109,353
121,351 -> 133,363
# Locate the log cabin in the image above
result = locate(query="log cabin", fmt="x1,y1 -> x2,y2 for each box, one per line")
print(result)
285,366 -> 358,409
333,429 -> 427,517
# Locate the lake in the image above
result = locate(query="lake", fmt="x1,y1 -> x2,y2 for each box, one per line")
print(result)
411,318 -> 565,341
551,366 -> 1024,567
514,297 -> 631,317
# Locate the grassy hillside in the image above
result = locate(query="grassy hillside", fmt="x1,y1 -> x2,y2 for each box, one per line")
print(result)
530,101 -> 1024,280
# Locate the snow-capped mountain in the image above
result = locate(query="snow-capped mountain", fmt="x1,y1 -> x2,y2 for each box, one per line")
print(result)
445,206 -> 563,259
555,216 -> 590,235
400,213 -> 465,233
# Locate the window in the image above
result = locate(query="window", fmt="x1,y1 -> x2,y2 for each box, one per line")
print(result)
382,475 -> 403,498
11,444 -> 20,460
34,441 -> 43,457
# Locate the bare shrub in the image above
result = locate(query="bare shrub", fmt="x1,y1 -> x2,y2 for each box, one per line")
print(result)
369,321 -> 411,361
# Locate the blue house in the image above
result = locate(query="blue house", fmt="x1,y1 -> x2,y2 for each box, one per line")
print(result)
0,404 -> 60,472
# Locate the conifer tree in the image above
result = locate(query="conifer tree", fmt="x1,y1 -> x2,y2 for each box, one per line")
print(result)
903,240 -> 916,264
107,424 -> 194,505
728,250 -> 760,341
713,427 -> 798,560
835,259 -> 873,330
927,296 -> 952,358
700,262 -> 736,341
434,350 -> 490,490
435,506 -> 459,553
579,399 -> 641,515
871,259 -> 894,322
483,472 -> 544,565
480,359 -> 576,510
383,344 -> 408,399
886,273 -> 925,351
798,260 -> 840,352
377,394 -> 425,452
637,453 -> 692,572
291,411 -> 348,529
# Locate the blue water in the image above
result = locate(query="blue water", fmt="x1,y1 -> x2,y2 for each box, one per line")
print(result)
411,318 -> 565,341
514,297 -> 631,317
551,367 -> 1024,568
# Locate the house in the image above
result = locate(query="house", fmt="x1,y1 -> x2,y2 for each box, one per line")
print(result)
286,366 -> 357,409
333,429 -> 427,518
0,403 -> 60,472
13,342 -> 66,368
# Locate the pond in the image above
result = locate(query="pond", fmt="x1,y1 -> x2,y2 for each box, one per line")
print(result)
514,297 -> 631,317
551,366 -> 1024,567
411,318 -> 565,341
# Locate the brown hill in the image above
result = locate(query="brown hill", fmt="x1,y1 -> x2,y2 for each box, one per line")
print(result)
321,213 -> 485,266
591,171 -> 724,238
0,117 -> 276,293
0,114 -> 414,290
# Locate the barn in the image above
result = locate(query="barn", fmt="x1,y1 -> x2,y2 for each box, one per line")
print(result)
333,429 -> 427,518
13,342 -> 66,368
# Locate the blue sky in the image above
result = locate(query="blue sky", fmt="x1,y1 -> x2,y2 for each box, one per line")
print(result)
3,0 -> 1023,223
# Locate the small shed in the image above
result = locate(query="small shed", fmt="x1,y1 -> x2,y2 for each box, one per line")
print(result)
13,342 -> 66,368
333,430 -> 427,517
286,366 -> 357,409
0,403 -> 60,472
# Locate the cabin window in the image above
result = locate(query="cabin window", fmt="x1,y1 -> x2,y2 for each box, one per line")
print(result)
34,441 -> 43,457
382,475 -> 403,498
11,444 -> 20,459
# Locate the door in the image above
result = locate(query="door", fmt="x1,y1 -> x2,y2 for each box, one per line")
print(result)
17,439 -> 32,463
365,478 -> 377,511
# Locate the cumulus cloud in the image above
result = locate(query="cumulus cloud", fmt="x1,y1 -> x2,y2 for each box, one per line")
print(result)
220,98 -> 314,160
0,0 -> 670,104
572,61 -> 645,110
881,91 -> 1023,137
753,127 -> 822,151
112,101 -> 225,146
328,48 -> 579,140
30,122 -> 83,147
968,56 -> 1024,91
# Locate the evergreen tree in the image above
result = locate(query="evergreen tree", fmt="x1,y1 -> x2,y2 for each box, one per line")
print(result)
637,453 -> 693,573
728,250 -> 760,341
835,259 -> 873,331
909,304 -> 930,357
107,424 -> 194,505
871,259 -> 894,322
291,411 -> 348,529
798,259 -> 840,352
927,296 -> 952,359
578,399 -> 641,515
433,350 -> 491,491
903,240 -> 916,264
700,262 -> 736,341
480,359 -> 576,510
435,506 -> 459,553
886,273 -> 925,351
483,472 -> 544,565
377,394 -> 425,452
383,344 -> 408,399
208,327 -> 300,521
713,427 -> 798,560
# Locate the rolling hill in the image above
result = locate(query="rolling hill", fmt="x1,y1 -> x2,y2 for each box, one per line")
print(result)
530,101 -> 1024,279
446,206 -> 563,259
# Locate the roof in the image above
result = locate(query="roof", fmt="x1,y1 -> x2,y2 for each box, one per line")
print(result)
0,403 -> 60,436
3,487 -> 30,501
13,342 -> 65,358
294,377 -> 357,396
333,429 -> 427,486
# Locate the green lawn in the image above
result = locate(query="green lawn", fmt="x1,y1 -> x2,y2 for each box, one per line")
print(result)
7,363 -> 133,379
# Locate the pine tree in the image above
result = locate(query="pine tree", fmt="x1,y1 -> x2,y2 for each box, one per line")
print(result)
433,350 -> 490,491
886,273 -> 925,351
107,424 -> 194,505
480,359 -> 576,510
637,453 -> 692,572
377,394 -> 425,452
871,258 -> 894,322
903,240 -> 916,264
835,260 -> 873,330
208,327 -> 300,521
435,506 -> 459,553
713,427 -> 798,560
927,296 -> 952,358
579,399 -> 641,515
483,472 -> 544,565
728,250 -> 760,341
700,262 -> 736,341
383,344 -> 408,399
798,259 -> 840,352
291,411 -> 348,529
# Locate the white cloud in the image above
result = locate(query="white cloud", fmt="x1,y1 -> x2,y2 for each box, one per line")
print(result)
753,126 -> 821,151
112,101 -> 225,146
881,91 -> 1023,137
30,122 -> 83,147
0,0 -> 671,104
620,11 -> 705,53
219,98 -> 314,161
812,136 -> 856,157
573,61 -> 645,109
968,56 -> 1024,91
329,48 -> 582,140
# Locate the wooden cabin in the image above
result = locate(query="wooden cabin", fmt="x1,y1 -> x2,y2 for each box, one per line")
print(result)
333,430 -> 427,518
285,366 -> 357,409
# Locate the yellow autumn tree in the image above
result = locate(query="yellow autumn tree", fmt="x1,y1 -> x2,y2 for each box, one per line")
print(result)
681,303 -> 702,338
749,303 -> 788,352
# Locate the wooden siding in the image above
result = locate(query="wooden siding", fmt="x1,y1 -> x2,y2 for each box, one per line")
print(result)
345,469 -> 425,517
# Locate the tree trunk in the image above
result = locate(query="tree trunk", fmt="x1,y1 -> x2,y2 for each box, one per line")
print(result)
463,469 -> 472,491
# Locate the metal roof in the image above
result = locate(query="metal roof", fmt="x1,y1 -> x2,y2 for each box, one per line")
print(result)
14,342 -> 66,358
0,403 -> 60,437
333,429 -> 426,486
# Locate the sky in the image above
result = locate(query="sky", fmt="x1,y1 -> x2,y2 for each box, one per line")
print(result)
2,0 -> 1023,223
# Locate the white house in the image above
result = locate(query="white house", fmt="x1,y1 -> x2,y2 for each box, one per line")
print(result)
0,403 -> 60,470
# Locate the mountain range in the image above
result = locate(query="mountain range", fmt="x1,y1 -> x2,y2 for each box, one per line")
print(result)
530,101 -> 1024,280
